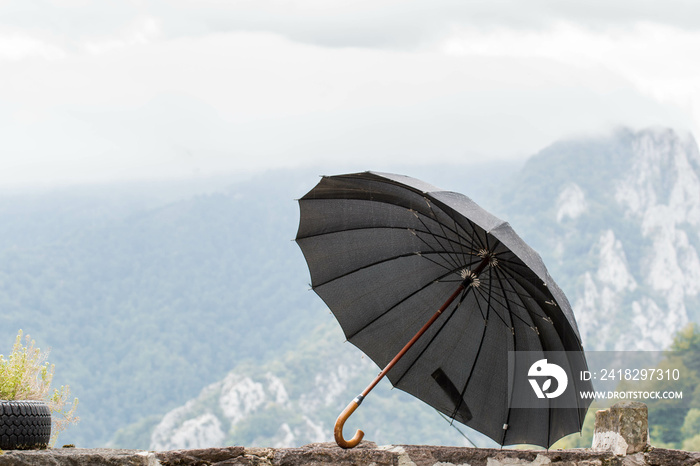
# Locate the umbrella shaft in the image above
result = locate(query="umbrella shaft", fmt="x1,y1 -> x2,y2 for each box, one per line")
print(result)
360,257 -> 490,398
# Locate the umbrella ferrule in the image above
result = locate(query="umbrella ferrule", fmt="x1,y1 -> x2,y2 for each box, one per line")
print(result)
353,395 -> 365,406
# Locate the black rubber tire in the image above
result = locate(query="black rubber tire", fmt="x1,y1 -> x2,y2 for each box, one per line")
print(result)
0,400 -> 51,450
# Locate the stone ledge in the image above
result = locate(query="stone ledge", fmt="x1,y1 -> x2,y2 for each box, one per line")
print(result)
2,443 -> 700,466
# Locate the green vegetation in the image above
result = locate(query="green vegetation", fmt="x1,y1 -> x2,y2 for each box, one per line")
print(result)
0,173 -> 322,446
0,141 -> 696,450
653,324 -> 700,448
137,320 -> 491,449
554,324 -> 700,450
0,166 -> 511,448
0,330 -> 79,445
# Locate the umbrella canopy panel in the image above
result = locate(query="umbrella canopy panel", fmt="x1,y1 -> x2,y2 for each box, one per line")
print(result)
296,172 -> 592,448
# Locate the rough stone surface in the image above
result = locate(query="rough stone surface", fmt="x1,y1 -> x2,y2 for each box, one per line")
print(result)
645,447 -> 700,465
273,441 -> 395,466
3,444 -> 700,466
592,402 -> 649,455
155,446 -> 245,465
0,447 -> 159,465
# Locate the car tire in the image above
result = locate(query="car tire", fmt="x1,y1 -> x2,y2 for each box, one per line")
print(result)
0,400 -> 51,450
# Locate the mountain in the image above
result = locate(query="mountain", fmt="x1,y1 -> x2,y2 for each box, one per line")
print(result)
2,126 -> 698,449
146,322 -> 478,450
499,127 -> 700,351
0,163 -> 515,448
0,173 -> 319,446
145,127 -> 700,450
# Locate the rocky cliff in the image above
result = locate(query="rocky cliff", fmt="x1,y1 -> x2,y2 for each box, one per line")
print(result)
146,127 -> 700,450
499,127 -> 700,351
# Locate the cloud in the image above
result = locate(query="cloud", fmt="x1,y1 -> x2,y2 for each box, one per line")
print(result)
4,1 -> 700,51
83,16 -> 161,55
0,33 -> 66,60
439,21 -> 700,130
0,2 -> 697,187
124,1 -> 700,50
0,29 -> 689,187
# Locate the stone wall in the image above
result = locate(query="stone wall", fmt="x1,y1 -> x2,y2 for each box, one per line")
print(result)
2,443 -> 700,466
1,403 -> 698,465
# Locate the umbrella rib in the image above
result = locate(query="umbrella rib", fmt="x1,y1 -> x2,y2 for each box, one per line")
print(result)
410,226 -> 464,273
472,284 -> 511,329
451,215 -> 484,269
297,205 -> 482,257
413,206 -> 463,272
302,223 -> 481,275
499,260 -> 584,448
451,216 -> 469,269
496,265 -> 553,323
497,262 -> 560,316
413,222 -> 491,267
465,220 -> 486,265
449,213 -> 487,252
424,199 -> 468,271
484,262 -> 547,319
474,279 -> 543,328
344,259 -> 484,341
473,282 -> 529,314
457,217 -> 490,265
492,267 -> 520,332
311,251 -> 457,289
300,194 -> 482,259
391,285 -> 475,388
496,274 -> 540,332
491,266 -> 519,446
412,201 -> 500,281
471,278 -> 489,321
412,202 -> 487,259
415,251 -> 463,274
496,266 -> 566,448
496,266 -> 559,448
491,256 -> 529,269
492,256 -> 542,277
449,265 -> 493,421
296,225 -> 446,241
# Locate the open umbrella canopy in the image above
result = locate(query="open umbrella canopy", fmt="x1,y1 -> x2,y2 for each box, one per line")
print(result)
295,171 -> 592,448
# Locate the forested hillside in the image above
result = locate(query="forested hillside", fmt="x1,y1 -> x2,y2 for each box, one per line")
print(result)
3,127 -> 698,448
0,163 -> 513,447
147,127 -> 700,450
0,173 -> 321,446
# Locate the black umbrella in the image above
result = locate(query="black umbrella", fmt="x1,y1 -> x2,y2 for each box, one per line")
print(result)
295,171 -> 592,449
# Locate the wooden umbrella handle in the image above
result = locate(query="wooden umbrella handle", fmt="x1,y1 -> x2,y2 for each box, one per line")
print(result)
334,397 -> 364,448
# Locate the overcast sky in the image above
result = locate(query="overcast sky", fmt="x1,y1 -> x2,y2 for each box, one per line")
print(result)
1,0 -> 699,187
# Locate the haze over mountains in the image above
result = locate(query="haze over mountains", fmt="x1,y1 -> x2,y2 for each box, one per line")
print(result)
500,127 -> 700,351
1,126 -> 697,448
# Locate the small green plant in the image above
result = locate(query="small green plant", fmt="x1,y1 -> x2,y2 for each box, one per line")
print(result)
0,330 -> 79,445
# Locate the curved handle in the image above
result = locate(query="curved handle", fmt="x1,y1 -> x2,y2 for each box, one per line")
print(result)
334,398 -> 364,448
